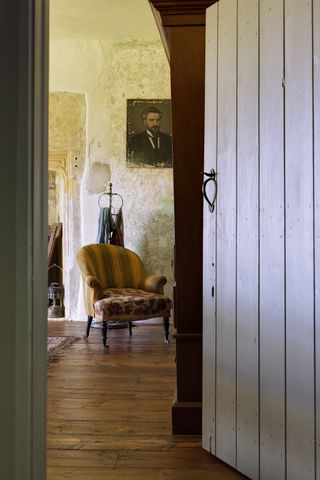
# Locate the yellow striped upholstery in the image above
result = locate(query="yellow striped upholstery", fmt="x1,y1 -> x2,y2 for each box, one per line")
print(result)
77,244 -> 156,317
77,244 -> 145,287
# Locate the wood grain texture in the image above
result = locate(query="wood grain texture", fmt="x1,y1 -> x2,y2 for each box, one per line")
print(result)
285,1 -> 315,478
204,0 -> 319,478
259,1 -> 286,478
236,1 -> 259,477
215,0 -> 238,467
47,321 -> 246,480
202,0 -> 218,455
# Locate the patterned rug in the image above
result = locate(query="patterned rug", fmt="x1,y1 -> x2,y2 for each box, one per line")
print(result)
47,336 -> 80,362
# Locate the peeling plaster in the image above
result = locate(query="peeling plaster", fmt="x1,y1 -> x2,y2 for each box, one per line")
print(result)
86,162 -> 111,195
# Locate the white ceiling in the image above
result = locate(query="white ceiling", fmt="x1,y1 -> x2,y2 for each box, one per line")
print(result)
50,0 -> 160,40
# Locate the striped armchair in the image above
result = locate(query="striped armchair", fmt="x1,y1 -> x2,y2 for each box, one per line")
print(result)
76,244 -> 172,347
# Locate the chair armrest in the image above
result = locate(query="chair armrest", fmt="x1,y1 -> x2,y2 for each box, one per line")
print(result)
85,275 -> 103,301
143,274 -> 167,294
85,275 -> 100,288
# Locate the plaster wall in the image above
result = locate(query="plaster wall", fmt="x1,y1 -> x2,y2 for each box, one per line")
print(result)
49,38 -> 174,320
48,91 -> 86,319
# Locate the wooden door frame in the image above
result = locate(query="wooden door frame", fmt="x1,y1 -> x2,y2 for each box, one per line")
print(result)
150,0 -> 218,434
0,0 -> 48,478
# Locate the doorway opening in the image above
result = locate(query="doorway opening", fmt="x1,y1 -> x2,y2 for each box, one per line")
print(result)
48,0 -> 175,322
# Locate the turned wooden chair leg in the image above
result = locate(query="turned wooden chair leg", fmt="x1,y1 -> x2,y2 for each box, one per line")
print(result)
163,317 -> 170,343
101,322 -> 108,347
128,321 -> 133,336
85,315 -> 93,338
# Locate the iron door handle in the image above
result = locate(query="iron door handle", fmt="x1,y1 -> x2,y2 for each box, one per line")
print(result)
202,169 -> 217,213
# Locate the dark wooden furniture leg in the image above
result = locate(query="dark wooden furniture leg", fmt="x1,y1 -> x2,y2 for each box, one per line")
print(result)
163,317 -> 170,343
85,315 -> 93,338
101,322 -> 108,347
128,321 -> 133,336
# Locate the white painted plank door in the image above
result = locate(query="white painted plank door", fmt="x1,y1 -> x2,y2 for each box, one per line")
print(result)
215,0 -> 238,467
285,1 -> 315,478
202,2 -> 218,454
236,1 -> 259,477
203,1 -> 319,479
259,0 -> 286,478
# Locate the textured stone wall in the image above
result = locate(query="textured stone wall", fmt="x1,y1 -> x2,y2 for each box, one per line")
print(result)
49,38 -> 174,319
48,92 -> 86,319
105,39 -> 174,291
49,92 -> 86,153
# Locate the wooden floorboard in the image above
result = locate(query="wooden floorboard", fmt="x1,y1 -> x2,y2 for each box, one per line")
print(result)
47,320 -> 246,479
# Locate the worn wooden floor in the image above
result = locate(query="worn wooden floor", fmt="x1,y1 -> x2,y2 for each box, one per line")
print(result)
47,320 -> 246,479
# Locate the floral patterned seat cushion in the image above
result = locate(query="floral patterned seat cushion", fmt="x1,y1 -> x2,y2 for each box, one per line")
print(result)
94,288 -> 172,322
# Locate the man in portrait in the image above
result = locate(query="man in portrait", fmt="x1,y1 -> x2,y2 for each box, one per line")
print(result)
127,106 -> 173,167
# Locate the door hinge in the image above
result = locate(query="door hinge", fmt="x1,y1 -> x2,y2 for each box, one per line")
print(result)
211,286 -> 215,298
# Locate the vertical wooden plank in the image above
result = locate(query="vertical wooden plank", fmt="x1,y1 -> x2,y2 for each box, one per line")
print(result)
314,0 -> 320,478
259,1 -> 286,479
202,2 -> 218,455
215,0 -> 238,467
285,1 -> 315,479
236,0 -> 259,478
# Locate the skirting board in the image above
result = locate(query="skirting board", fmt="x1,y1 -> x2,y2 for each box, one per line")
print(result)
172,400 -> 202,435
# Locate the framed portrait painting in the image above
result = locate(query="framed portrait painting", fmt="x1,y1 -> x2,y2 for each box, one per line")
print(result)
126,99 -> 173,168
